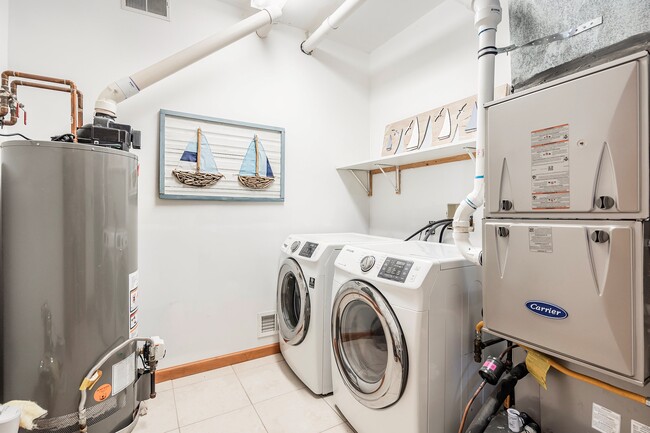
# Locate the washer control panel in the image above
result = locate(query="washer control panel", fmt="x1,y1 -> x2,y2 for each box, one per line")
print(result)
299,242 -> 319,258
378,257 -> 414,283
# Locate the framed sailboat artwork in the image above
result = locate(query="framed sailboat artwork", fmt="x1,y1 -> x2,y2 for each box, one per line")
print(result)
159,110 -> 285,201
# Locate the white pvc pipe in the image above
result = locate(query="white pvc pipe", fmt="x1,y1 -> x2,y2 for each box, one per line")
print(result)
301,0 -> 367,54
95,7 -> 282,117
452,0 -> 502,265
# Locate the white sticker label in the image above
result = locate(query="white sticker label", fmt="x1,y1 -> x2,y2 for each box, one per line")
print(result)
129,270 -> 139,291
129,270 -> 139,338
592,403 -> 621,433
528,227 -> 553,253
112,352 -> 136,396
531,124 -> 570,210
632,420 -> 650,433
130,288 -> 139,313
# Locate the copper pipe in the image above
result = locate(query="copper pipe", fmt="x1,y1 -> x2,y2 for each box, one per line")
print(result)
2,70 -> 78,89
7,77 -> 85,139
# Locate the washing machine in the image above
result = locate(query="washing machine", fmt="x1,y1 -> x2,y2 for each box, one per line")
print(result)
330,241 -> 483,433
277,233 -> 399,395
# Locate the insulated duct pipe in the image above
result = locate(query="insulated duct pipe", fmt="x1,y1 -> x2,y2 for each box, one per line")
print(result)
452,0 -> 502,265
300,0 -> 367,55
95,6 -> 283,118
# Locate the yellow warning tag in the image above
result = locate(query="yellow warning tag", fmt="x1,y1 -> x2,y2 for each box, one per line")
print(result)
79,370 -> 103,391
525,349 -> 551,390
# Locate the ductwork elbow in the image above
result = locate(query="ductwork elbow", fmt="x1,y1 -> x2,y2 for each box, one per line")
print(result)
94,76 -> 140,118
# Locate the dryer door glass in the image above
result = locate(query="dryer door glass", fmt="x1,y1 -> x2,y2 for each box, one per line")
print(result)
340,300 -> 388,384
277,259 -> 311,346
332,280 -> 408,409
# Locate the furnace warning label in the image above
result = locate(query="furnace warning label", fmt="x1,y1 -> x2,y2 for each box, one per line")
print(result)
592,403 -> 621,433
528,227 -> 553,253
632,420 -> 650,433
531,124 -> 570,210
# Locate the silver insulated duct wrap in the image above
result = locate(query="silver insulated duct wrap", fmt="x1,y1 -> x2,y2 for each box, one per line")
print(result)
0,140 -> 141,432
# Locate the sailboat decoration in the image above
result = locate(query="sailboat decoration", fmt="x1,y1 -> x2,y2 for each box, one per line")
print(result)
465,102 -> 478,133
404,118 -> 420,151
420,115 -> 433,148
238,134 -> 275,189
173,128 -> 224,187
437,108 -> 452,140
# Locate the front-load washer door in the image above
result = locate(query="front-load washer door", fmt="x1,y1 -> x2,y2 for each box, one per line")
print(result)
331,280 -> 408,409
277,258 -> 311,346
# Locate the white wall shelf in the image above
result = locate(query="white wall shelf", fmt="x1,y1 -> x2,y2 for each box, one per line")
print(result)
337,139 -> 476,196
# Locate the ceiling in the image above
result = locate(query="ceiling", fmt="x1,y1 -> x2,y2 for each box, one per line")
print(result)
221,0 -> 448,53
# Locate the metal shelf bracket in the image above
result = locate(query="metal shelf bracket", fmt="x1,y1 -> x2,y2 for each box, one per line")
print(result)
375,164 -> 401,194
348,169 -> 373,196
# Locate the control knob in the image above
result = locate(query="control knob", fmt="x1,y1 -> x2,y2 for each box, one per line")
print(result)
291,241 -> 301,252
360,256 -> 376,272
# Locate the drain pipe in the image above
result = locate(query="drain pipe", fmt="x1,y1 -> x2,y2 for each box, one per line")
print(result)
95,6 -> 284,118
300,0 -> 367,55
452,0 -> 502,265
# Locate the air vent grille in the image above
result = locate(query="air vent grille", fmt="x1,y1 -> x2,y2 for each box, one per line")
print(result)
258,311 -> 278,338
123,0 -> 169,19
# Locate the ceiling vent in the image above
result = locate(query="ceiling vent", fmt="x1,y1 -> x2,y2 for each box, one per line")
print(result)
122,0 -> 169,20
258,311 -> 278,338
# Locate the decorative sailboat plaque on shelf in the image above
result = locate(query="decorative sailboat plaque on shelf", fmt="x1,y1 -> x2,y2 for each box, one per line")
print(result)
160,110 -> 285,201
379,84 -> 510,156
172,128 -> 224,187
238,135 -> 275,189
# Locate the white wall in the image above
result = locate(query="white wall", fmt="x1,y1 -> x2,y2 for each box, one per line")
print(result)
0,0 -> 7,71
367,0 -> 511,243
7,0 -> 371,367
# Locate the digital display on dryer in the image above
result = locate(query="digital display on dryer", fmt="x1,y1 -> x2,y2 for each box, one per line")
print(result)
299,242 -> 319,258
378,257 -> 413,283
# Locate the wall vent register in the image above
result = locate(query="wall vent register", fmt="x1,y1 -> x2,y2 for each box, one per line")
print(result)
257,311 -> 278,338
123,0 -> 169,19
378,258 -> 413,283
299,242 -> 319,258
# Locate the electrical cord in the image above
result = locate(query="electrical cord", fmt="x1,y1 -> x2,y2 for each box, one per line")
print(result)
424,220 -> 453,242
439,221 -> 453,243
0,132 -> 32,140
405,221 -> 438,241
406,219 -> 452,241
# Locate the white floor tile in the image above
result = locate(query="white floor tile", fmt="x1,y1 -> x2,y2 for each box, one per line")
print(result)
179,406 -> 267,433
172,365 -> 235,389
322,394 -> 345,419
174,374 -> 251,427
156,380 -> 173,392
236,360 -> 304,403
255,388 -> 343,433
132,390 -> 179,433
323,394 -> 335,409
232,353 -> 284,374
321,424 -> 356,433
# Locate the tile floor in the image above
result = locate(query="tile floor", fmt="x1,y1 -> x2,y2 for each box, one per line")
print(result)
133,354 -> 355,433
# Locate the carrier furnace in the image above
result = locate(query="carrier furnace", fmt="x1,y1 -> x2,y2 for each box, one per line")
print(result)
482,51 -> 650,385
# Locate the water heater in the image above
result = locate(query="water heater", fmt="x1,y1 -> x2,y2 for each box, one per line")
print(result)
482,51 -> 650,385
1,140 -> 160,432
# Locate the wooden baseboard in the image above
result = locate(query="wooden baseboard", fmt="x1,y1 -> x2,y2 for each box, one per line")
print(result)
155,343 -> 281,383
